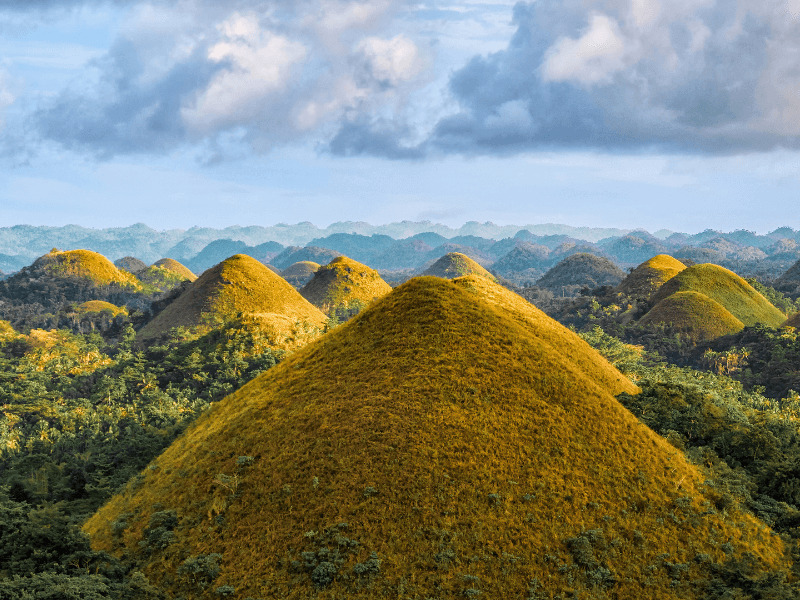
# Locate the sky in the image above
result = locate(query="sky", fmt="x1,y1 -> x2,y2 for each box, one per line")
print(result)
1,0 -> 799,233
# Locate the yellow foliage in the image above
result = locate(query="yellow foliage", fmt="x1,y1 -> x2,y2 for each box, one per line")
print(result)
76,301 -> 128,317
640,291 -> 745,341
86,276 -> 786,599
33,249 -> 142,289
618,254 -> 686,299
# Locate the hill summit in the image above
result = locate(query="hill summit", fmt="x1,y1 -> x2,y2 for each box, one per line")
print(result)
32,249 -> 142,289
421,252 -> 494,279
617,254 -> 686,299
536,252 -> 625,296
86,276 -> 785,599
138,254 -> 326,345
135,258 -> 197,292
301,256 -> 392,315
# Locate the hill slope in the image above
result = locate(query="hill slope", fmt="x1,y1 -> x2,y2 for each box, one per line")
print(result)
300,256 -> 392,314
281,261 -> 321,289
87,277 -> 785,599
421,252 -> 494,279
617,254 -> 686,299
138,254 -> 326,345
33,249 -> 142,289
650,263 -> 786,328
639,291 -> 745,341
135,258 -> 197,292
536,252 -> 625,295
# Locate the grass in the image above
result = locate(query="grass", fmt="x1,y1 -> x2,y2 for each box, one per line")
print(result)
34,249 -> 142,290
300,256 -> 392,315
422,252 -> 495,280
651,263 -> 787,328
138,254 -> 327,345
618,254 -> 686,299
639,291 -> 744,341
75,300 -> 128,317
136,259 -> 197,292
86,276 -> 787,599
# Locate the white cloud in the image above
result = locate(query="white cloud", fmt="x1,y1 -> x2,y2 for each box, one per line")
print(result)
182,13 -> 307,135
355,34 -> 422,87
0,70 -> 14,128
541,13 -> 628,85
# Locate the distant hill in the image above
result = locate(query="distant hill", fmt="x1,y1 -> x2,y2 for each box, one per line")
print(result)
138,254 -> 327,346
775,259 -> 800,296
114,256 -> 147,273
281,261 -> 320,289
135,258 -> 197,292
85,276 -> 786,599
270,246 -> 343,270
650,263 -> 786,328
300,256 -> 392,315
491,242 -> 549,283
536,253 -> 625,296
617,255 -> 686,299
421,252 -> 494,279
599,232 -> 668,266
639,290 -> 745,341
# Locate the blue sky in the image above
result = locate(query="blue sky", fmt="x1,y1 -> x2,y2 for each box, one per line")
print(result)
1,0 -> 799,233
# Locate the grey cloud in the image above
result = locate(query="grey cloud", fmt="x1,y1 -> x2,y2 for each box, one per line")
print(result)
423,0 -> 800,155
328,116 -> 424,159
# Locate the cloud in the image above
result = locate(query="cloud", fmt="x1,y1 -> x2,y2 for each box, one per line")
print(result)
0,69 -> 13,127
420,0 -> 800,155
28,0 -> 426,157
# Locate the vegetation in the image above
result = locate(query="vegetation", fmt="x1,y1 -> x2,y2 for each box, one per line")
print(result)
138,254 -> 327,345
300,256 -> 392,316
85,276 -> 788,599
617,254 -> 686,299
421,251 -> 494,280
134,259 -> 196,293
536,252 -> 626,297
639,291 -> 745,341
280,261 -> 320,288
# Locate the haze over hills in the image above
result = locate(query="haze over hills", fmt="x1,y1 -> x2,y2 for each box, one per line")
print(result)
85,276 -> 787,599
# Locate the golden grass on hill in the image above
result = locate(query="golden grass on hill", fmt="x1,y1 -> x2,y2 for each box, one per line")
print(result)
640,291 -> 744,341
135,258 -> 197,292
33,249 -> 142,289
617,254 -> 686,298
76,300 -> 128,317
300,256 -> 392,314
138,254 -> 326,347
87,276 -> 786,600
421,252 -> 495,280
281,261 -> 321,288
650,263 -> 786,328
0,319 -> 19,342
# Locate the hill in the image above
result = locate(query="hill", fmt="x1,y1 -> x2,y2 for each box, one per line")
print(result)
32,249 -> 142,289
271,246 -> 343,270
775,258 -> 800,296
639,291 -> 745,341
114,256 -> 147,273
617,255 -> 686,299
138,254 -> 326,347
86,276 -> 786,599
421,252 -> 494,279
536,253 -> 625,296
135,258 -> 197,292
300,256 -> 392,315
650,263 -> 786,328
490,242 -> 549,282
281,261 -> 320,289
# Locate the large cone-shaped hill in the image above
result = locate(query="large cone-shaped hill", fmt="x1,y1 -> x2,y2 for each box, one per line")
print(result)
281,261 -> 320,288
421,251 -> 494,280
617,254 -> 686,299
639,291 -> 744,341
536,252 -> 625,295
138,254 -> 326,345
650,263 -> 785,328
87,276 -> 786,599
301,256 -> 392,314
32,249 -> 142,289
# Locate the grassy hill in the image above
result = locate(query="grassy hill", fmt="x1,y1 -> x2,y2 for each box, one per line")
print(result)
281,261 -> 320,289
114,256 -> 147,273
617,254 -> 686,299
138,254 -> 326,347
75,300 -> 128,317
536,253 -> 625,296
33,249 -> 142,289
650,263 -> 786,328
639,291 -> 745,341
135,258 -> 197,292
301,256 -> 392,315
421,252 -> 494,280
86,276 -> 786,599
